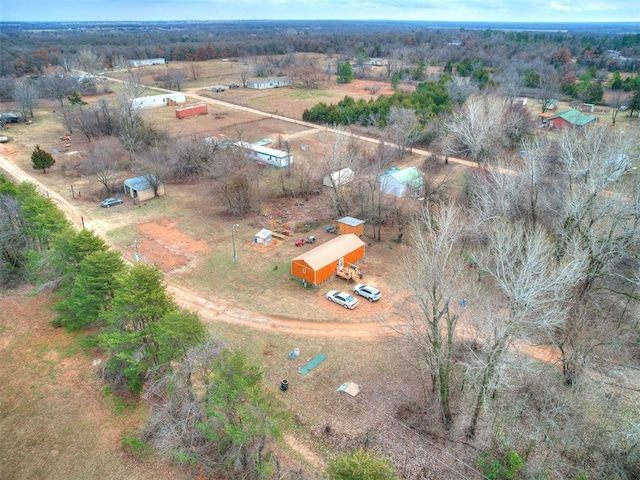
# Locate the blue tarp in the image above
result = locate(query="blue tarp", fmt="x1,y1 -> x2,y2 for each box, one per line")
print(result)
298,353 -> 327,375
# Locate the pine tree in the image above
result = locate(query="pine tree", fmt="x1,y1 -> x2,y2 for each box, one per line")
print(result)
31,144 -> 55,173
337,61 -> 353,84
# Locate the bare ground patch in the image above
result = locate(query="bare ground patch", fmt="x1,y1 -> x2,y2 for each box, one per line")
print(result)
135,218 -> 210,272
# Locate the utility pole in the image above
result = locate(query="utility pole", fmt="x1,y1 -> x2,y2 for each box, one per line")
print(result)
232,224 -> 239,264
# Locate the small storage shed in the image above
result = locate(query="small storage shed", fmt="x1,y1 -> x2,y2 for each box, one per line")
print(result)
323,168 -> 354,187
254,229 -> 273,245
291,234 -> 366,287
379,167 -> 424,198
123,175 -> 165,201
337,216 -> 364,236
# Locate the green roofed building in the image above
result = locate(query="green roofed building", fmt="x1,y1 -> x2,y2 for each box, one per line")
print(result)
379,166 -> 424,198
547,109 -> 597,130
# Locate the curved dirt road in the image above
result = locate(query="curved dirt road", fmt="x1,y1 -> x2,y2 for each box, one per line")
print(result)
0,82 -> 516,341
0,149 -> 393,338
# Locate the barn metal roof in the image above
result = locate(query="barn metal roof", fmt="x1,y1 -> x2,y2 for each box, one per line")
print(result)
548,109 -> 596,126
124,175 -> 160,191
337,216 -> 364,227
291,233 -> 366,270
388,167 -> 424,186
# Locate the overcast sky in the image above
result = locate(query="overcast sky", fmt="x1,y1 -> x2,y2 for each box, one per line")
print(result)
0,0 -> 637,23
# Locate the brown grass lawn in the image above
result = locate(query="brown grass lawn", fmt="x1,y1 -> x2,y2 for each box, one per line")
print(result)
0,288 -> 192,480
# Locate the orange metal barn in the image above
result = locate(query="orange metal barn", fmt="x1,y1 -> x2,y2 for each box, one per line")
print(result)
291,234 -> 366,287
337,216 -> 365,236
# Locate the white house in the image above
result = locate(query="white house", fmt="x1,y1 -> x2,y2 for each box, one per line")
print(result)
379,167 -> 424,198
131,93 -> 186,109
246,77 -> 292,89
128,58 -> 166,67
237,142 -> 293,168
323,168 -> 355,187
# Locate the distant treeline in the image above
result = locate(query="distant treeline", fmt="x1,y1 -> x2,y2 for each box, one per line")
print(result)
1,20 -> 639,77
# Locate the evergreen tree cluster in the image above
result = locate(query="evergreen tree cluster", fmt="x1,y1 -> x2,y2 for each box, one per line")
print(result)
302,79 -> 451,126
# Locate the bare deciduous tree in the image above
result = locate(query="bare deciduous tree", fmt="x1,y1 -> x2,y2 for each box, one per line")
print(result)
166,134 -> 215,180
550,124 -> 640,385
143,337 -> 225,468
0,194 -> 28,286
82,137 -> 126,193
467,219 -> 585,438
38,71 -> 77,108
399,202 -> 471,427
208,146 -> 259,216
321,132 -> 359,218
189,62 -> 200,81
138,145 -> 171,198
440,94 -> 507,163
12,79 -> 39,121
292,58 -> 323,90
385,106 -> 420,159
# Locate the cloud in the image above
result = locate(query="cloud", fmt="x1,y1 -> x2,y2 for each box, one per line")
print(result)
0,0 -> 636,22
548,1 -> 618,13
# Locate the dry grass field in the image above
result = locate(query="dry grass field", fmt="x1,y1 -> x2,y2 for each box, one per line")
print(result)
0,288 -> 194,480
2,56 -> 638,479
0,57 -> 482,479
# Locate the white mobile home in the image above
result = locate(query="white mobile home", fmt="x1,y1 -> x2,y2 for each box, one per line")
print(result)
131,93 -> 186,109
246,77 -> 292,89
128,58 -> 166,67
237,142 -> 293,168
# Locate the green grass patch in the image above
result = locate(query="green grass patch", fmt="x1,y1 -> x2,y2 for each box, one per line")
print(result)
288,89 -> 333,100
103,386 -> 138,415
121,433 -> 152,458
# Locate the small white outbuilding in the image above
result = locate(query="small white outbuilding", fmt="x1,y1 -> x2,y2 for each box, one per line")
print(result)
323,167 -> 354,188
254,229 -> 273,245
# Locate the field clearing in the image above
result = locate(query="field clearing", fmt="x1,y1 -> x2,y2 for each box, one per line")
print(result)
0,289 -> 192,480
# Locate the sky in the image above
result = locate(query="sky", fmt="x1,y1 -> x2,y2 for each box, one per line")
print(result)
0,0 -> 637,23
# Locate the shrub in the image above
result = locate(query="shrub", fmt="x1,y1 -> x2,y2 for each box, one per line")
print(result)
326,448 -> 399,480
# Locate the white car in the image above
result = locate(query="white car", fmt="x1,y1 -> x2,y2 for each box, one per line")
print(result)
325,290 -> 359,309
353,284 -> 382,302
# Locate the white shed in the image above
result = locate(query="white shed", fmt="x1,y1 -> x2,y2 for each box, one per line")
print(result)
254,229 -> 273,245
323,168 -> 354,187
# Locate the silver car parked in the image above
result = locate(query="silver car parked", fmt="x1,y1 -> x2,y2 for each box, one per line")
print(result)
325,290 -> 359,309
